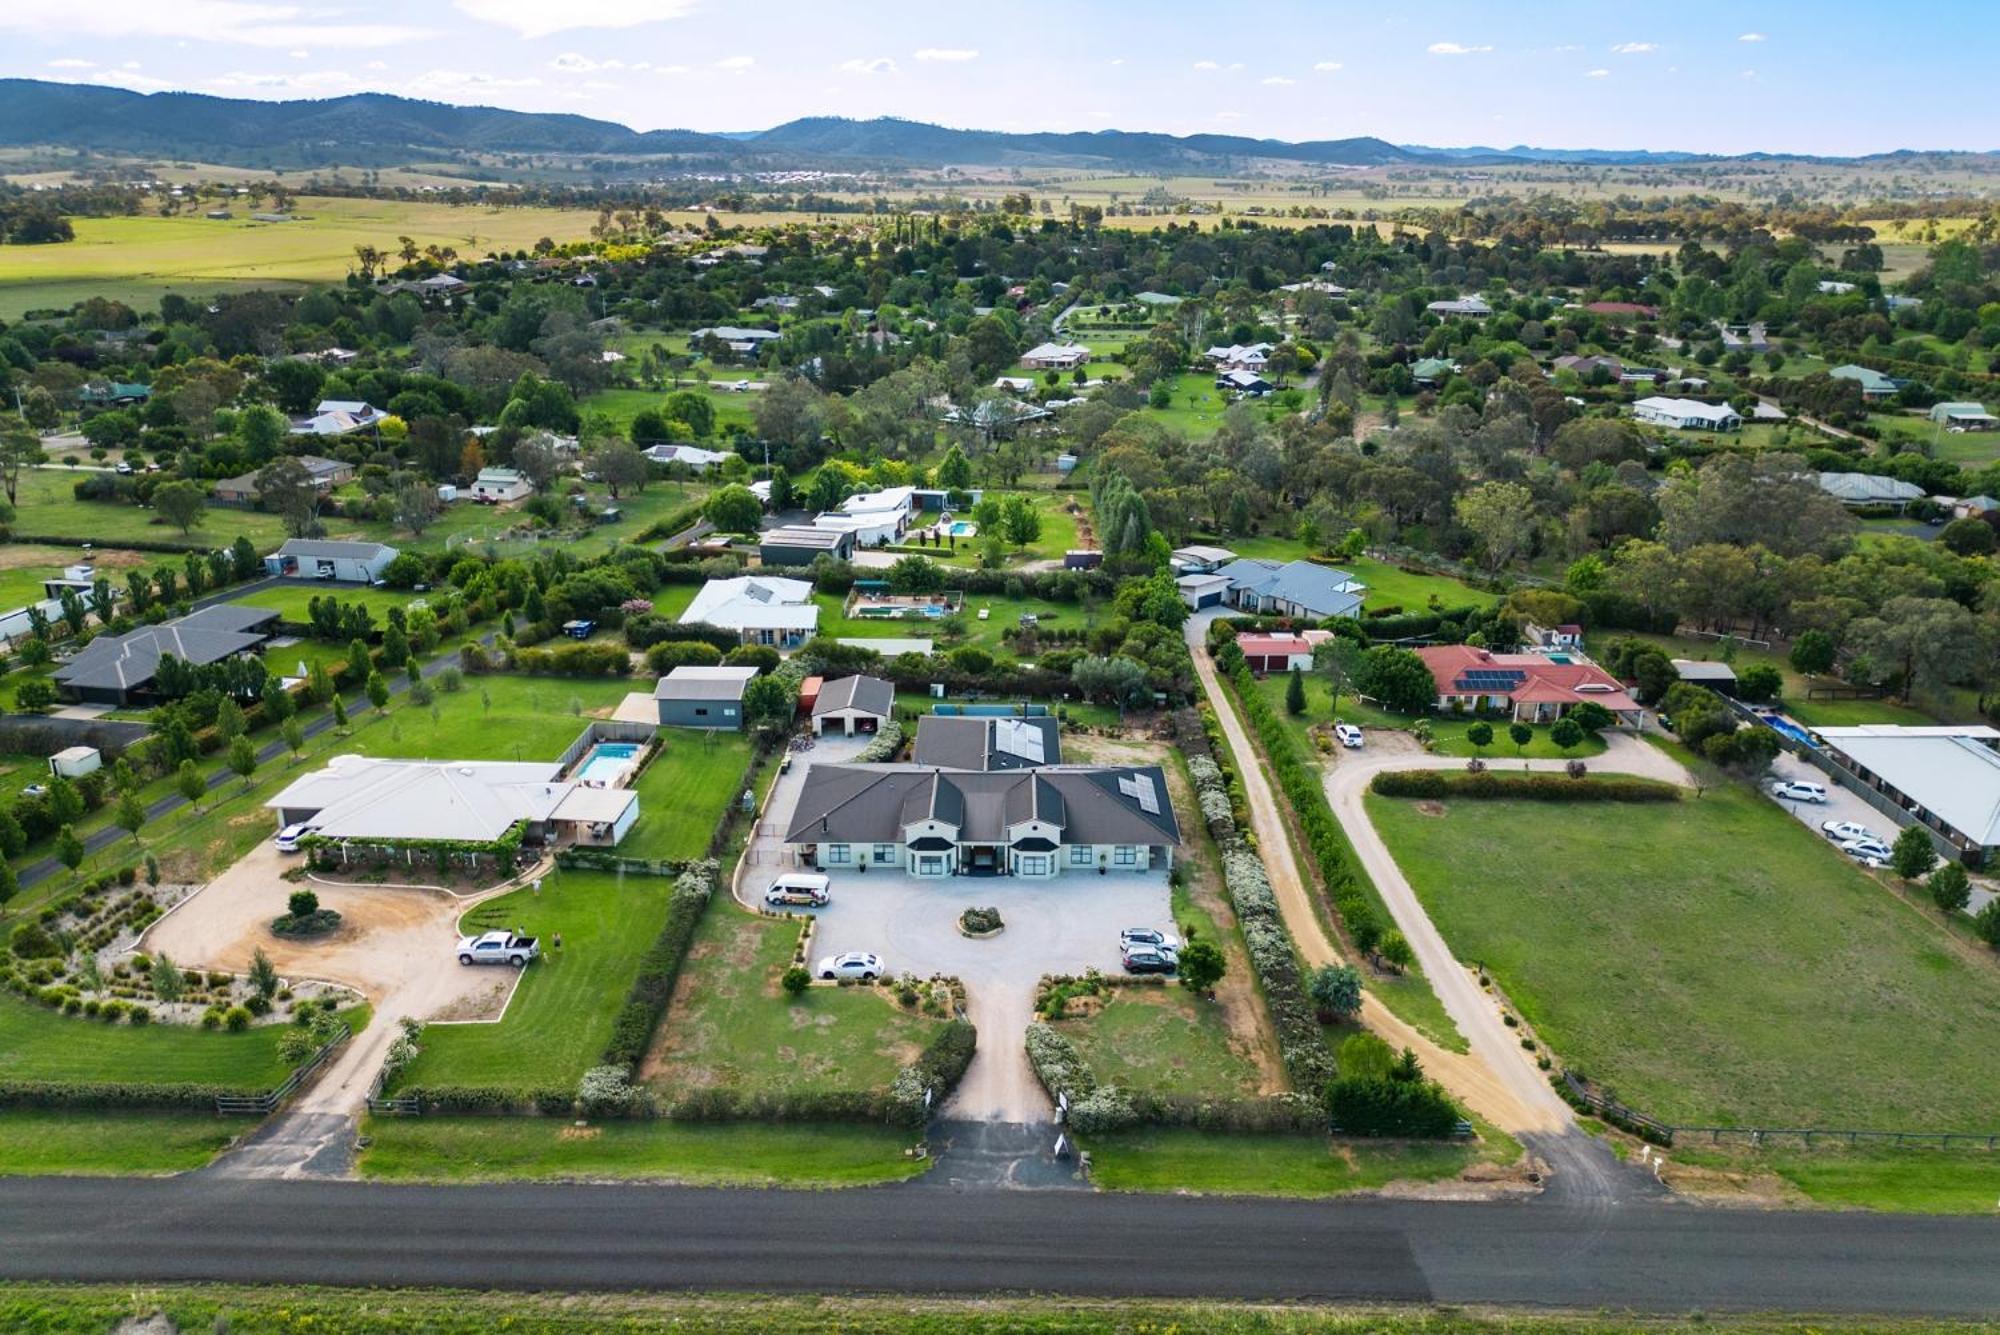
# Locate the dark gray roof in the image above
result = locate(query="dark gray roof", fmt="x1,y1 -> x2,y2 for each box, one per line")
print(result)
271,538 -> 397,560
812,674 -> 893,719
912,715 -> 1062,771
761,526 -> 850,551
54,604 -> 279,693
785,763 -> 1179,848
653,666 -> 759,702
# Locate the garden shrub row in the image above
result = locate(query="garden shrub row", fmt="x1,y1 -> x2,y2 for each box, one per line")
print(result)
1369,770 -> 1682,802
394,1085 -> 573,1116
1226,662 -> 1389,956
853,719 -> 904,763
0,1080 -> 248,1112
600,860 -> 719,1069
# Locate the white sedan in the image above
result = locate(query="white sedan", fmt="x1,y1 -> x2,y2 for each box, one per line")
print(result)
816,951 -> 883,981
1333,723 -> 1365,750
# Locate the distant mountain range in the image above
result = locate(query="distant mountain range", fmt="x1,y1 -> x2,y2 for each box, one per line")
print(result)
0,79 -> 1984,175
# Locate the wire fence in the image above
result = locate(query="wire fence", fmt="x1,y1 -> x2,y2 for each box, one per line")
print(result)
1560,1070 -> 2000,1151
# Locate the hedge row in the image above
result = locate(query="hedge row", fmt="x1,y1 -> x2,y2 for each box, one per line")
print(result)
1226,662 -> 1387,954
600,861 -> 718,1068
0,1080 -> 251,1111
1024,1020 -> 1323,1136
1179,711 -> 1336,1092
1369,770 -> 1681,802
394,1086 -> 573,1116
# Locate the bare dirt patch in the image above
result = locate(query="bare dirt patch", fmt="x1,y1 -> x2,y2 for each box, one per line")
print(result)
0,544 -> 148,574
1414,801 -> 1447,818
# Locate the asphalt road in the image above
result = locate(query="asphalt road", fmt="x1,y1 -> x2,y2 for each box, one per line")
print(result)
0,1175 -> 1994,1315
18,588 -> 491,889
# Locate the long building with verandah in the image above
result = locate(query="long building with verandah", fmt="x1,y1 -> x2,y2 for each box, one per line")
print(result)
1813,725 -> 2000,867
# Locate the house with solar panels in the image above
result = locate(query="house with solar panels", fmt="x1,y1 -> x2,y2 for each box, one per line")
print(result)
1414,645 -> 1644,727
783,721 -> 1178,879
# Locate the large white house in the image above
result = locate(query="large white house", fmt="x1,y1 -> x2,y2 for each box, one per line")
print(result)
1633,396 -> 1742,431
680,575 -> 820,647
471,467 -> 533,502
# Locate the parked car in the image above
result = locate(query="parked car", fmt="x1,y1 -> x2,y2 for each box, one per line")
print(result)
816,951 -> 882,981
1119,927 -> 1181,954
20,783 -> 47,799
1121,946 -> 1178,975
1839,838 -> 1894,865
1821,819 -> 1881,844
1769,780 -> 1828,803
114,461 -> 134,475
731,379 -> 752,392
274,822 -> 313,854
1333,722 -> 1365,750
765,874 -> 831,908
455,930 -> 540,967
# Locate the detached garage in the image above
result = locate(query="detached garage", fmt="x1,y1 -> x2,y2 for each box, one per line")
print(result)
1177,573 -> 1231,610
811,674 -> 893,736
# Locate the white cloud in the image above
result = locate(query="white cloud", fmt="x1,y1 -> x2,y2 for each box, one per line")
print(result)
1739,68 -> 1758,78
287,49 -> 308,59
366,60 -> 388,70
1428,42 -> 1492,55
1214,110 -> 1244,121
1108,57 -> 1125,66
73,68 -> 177,91
838,56 -> 898,76
405,68 -> 543,98
452,0 -> 695,39
551,52 -> 628,73
1738,31 -> 1766,42
1552,44 -> 1581,52
0,3 -> 430,47
1261,75 -> 1294,86
913,48 -> 978,62
1313,61 -> 1343,72
1584,68 -> 1610,78
1192,60 -> 1221,71
207,68 -> 359,93
660,64 -> 691,74
46,58 -> 96,69
1610,41 -> 1656,54
714,55 -> 754,71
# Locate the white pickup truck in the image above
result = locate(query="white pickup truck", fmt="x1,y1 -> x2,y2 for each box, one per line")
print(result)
454,930 -> 540,967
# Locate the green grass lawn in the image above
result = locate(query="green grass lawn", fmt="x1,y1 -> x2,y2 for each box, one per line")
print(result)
815,589 -> 1098,654
1367,782 -> 2000,1129
1086,1128 -> 1493,1196
233,583 -> 436,624
0,545 -> 152,614
0,1110 -> 238,1176
341,674 -> 639,763
1617,631 -> 1969,728
1055,985 -> 1263,1099
390,869 -> 671,1094
1675,1142 -> 2000,1214
0,992 -> 366,1089
357,1115 -> 927,1186
648,897 -> 945,1100
616,732 -> 755,863
12,468 -> 287,549
1251,674 -> 1606,764
1210,544 -> 1493,615
581,385 -> 756,435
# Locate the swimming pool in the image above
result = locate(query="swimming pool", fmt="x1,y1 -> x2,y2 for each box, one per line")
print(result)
1757,712 -> 1818,749
575,742 -> 641,785
945,521 -> 978,538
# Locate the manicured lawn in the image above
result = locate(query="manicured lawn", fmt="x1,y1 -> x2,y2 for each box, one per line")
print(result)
1087,1128 -> 1492,1196
1618,631 -> 1970,728
616,732 -> 755,863
1675,1142 -> 2000,1214
581,385 -> 756,435
232,583 -> 436,624
0,1110 -> 238,1176
1251,673 -> 1606,763
647,898 -> 945,1100
357,1115 -> 928,1186
342,674 -> 639,762
1056,985 -> 1263,1099
814,589 -> 1096,654
12,468 -> 286,548
390,869 -> 673,1093
1367,782 -> 2000,1129
0,993 -> 368,1089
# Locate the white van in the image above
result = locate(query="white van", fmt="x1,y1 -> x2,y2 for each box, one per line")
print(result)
765,873 -> 831,907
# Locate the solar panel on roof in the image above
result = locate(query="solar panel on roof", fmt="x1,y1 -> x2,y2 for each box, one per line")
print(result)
993,718 -> 1045,764
1117,773 -> 1160,815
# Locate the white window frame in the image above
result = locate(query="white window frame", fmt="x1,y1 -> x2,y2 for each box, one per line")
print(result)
1114,845 -> 1137,867
825,843 -> 851,864
1069,845 -> 1092,866
872,843 -> 895,864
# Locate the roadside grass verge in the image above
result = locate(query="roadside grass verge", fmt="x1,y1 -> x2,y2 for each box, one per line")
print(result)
1671,1142 -> 2000,1214
356,1115 -> 925,1186
0,990 -> 314,1088
0,1110 -> 237,1176
389,870 -> 672,1094
1367,781 -> 2000,1129
1054,985 -> 1264,1100
1085,1127 -> 1498,1197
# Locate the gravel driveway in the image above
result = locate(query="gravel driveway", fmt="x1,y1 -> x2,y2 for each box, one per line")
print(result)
809,870 -> 1174,1122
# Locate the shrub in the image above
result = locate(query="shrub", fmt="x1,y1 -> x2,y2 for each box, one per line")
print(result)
1928,863 -> 1972,915
959,906 -> 1004,934
1369,770 -> 1679,802
781,965 -> 811,997
288,889 -> 319,919
600,861 -> 718,1067
223,1005 -> 252,1032
1325,1074 -> 1461,1137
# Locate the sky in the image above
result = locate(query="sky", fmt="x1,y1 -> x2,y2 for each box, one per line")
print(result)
0,0 -> 1993,157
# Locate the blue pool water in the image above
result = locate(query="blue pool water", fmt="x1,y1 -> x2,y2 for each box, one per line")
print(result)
946,521 -> 978,537
1760,714 -> 1817,748
576,742 -> 640,783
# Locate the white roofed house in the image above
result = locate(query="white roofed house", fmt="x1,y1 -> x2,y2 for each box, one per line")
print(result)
679,575 -> 819,648
471,467 -> 533,503
289,399 -> 384,437
642,443 -> 733,470
1632,396 -> 1742,431
1426,295 -> 1492,318
1930,402 -> 1998,432
1814,726 -> 2000,867
1212,558 -> 1365,620
1817,471 -> 1926,510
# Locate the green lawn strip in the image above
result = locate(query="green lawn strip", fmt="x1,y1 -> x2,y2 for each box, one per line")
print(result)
1367,784 -> 2000,1129
0,1110 -> 238,1176
356,1114 -> 926,1186
1216,672 -> 1466,1053
581,385 -> 756,433
12,468 -> 287,549
392,869 -> 673,1094
647,897 -> 944,1101
616,732 -> 755,863
812,589 -> 1094,651
1249,673 -> 1606,765
339,674 -> 638,761
1205,545 -> 1493,615
232,584 -> 435,623
1054,986 -> 1262,1099
1674,1142 -> 2000,1214
1086,1127 -> 1483,1196
0,994 -> 368,1091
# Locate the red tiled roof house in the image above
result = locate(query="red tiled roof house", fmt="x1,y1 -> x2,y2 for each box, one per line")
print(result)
1414,645 -> 1643,726
1235,630 -> 1331,674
